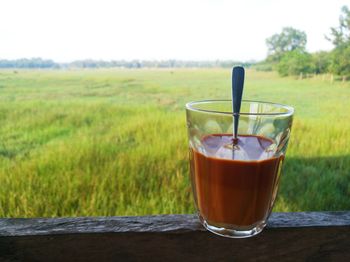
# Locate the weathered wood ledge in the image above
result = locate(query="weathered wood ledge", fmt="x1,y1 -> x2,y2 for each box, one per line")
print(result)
0,211 -> 349,261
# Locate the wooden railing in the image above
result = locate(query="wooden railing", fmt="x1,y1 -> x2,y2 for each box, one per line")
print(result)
0,212 -> 349,261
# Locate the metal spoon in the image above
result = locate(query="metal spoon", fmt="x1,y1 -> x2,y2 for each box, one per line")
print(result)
231,66 -> 245,144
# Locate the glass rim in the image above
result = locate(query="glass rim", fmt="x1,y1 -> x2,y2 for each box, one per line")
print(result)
185,99 -> 294,116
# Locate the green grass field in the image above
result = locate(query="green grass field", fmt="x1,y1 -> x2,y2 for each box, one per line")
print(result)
0,68 -> 349,217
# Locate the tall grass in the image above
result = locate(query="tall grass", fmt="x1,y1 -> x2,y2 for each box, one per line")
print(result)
0,69 -> 349,217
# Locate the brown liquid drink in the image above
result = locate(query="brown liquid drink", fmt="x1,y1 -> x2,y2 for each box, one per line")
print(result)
190,134 -> 283,229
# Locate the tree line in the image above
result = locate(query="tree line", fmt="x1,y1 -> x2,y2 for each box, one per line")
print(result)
257,5 -> 350,79
0,58 -> 58,69
0,58 -> 253,69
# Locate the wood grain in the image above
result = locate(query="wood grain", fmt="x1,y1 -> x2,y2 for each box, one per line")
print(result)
0,212 -> 349,261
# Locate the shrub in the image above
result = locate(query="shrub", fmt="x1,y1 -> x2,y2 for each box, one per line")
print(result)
277,50 -> 314,76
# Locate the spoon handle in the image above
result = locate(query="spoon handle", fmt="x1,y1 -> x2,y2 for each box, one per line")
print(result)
232,66 -> 245,141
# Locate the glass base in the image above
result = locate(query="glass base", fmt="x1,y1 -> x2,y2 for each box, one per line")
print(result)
199,215 -> 266,238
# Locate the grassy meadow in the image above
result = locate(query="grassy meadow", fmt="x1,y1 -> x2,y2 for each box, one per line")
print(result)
0,68 -> 349,217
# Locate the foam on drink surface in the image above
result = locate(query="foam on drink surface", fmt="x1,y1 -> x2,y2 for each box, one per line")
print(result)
201,134 -> 276,161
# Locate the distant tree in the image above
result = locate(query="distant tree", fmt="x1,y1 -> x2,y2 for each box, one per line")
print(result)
266,27 -> 307,62
329,45 -> 350,78
312,51 -> 331,74
277,50 -> 314,76
326,6 -> 350,47
326,6 -> 350,78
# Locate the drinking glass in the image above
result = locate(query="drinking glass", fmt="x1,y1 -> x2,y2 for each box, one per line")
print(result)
186,100 -> 294,238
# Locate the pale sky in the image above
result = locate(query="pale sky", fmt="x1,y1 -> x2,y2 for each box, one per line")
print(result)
0,0 -> 349,62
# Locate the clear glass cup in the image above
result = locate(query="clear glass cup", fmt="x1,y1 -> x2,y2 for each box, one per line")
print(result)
186,100 -> 294,238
